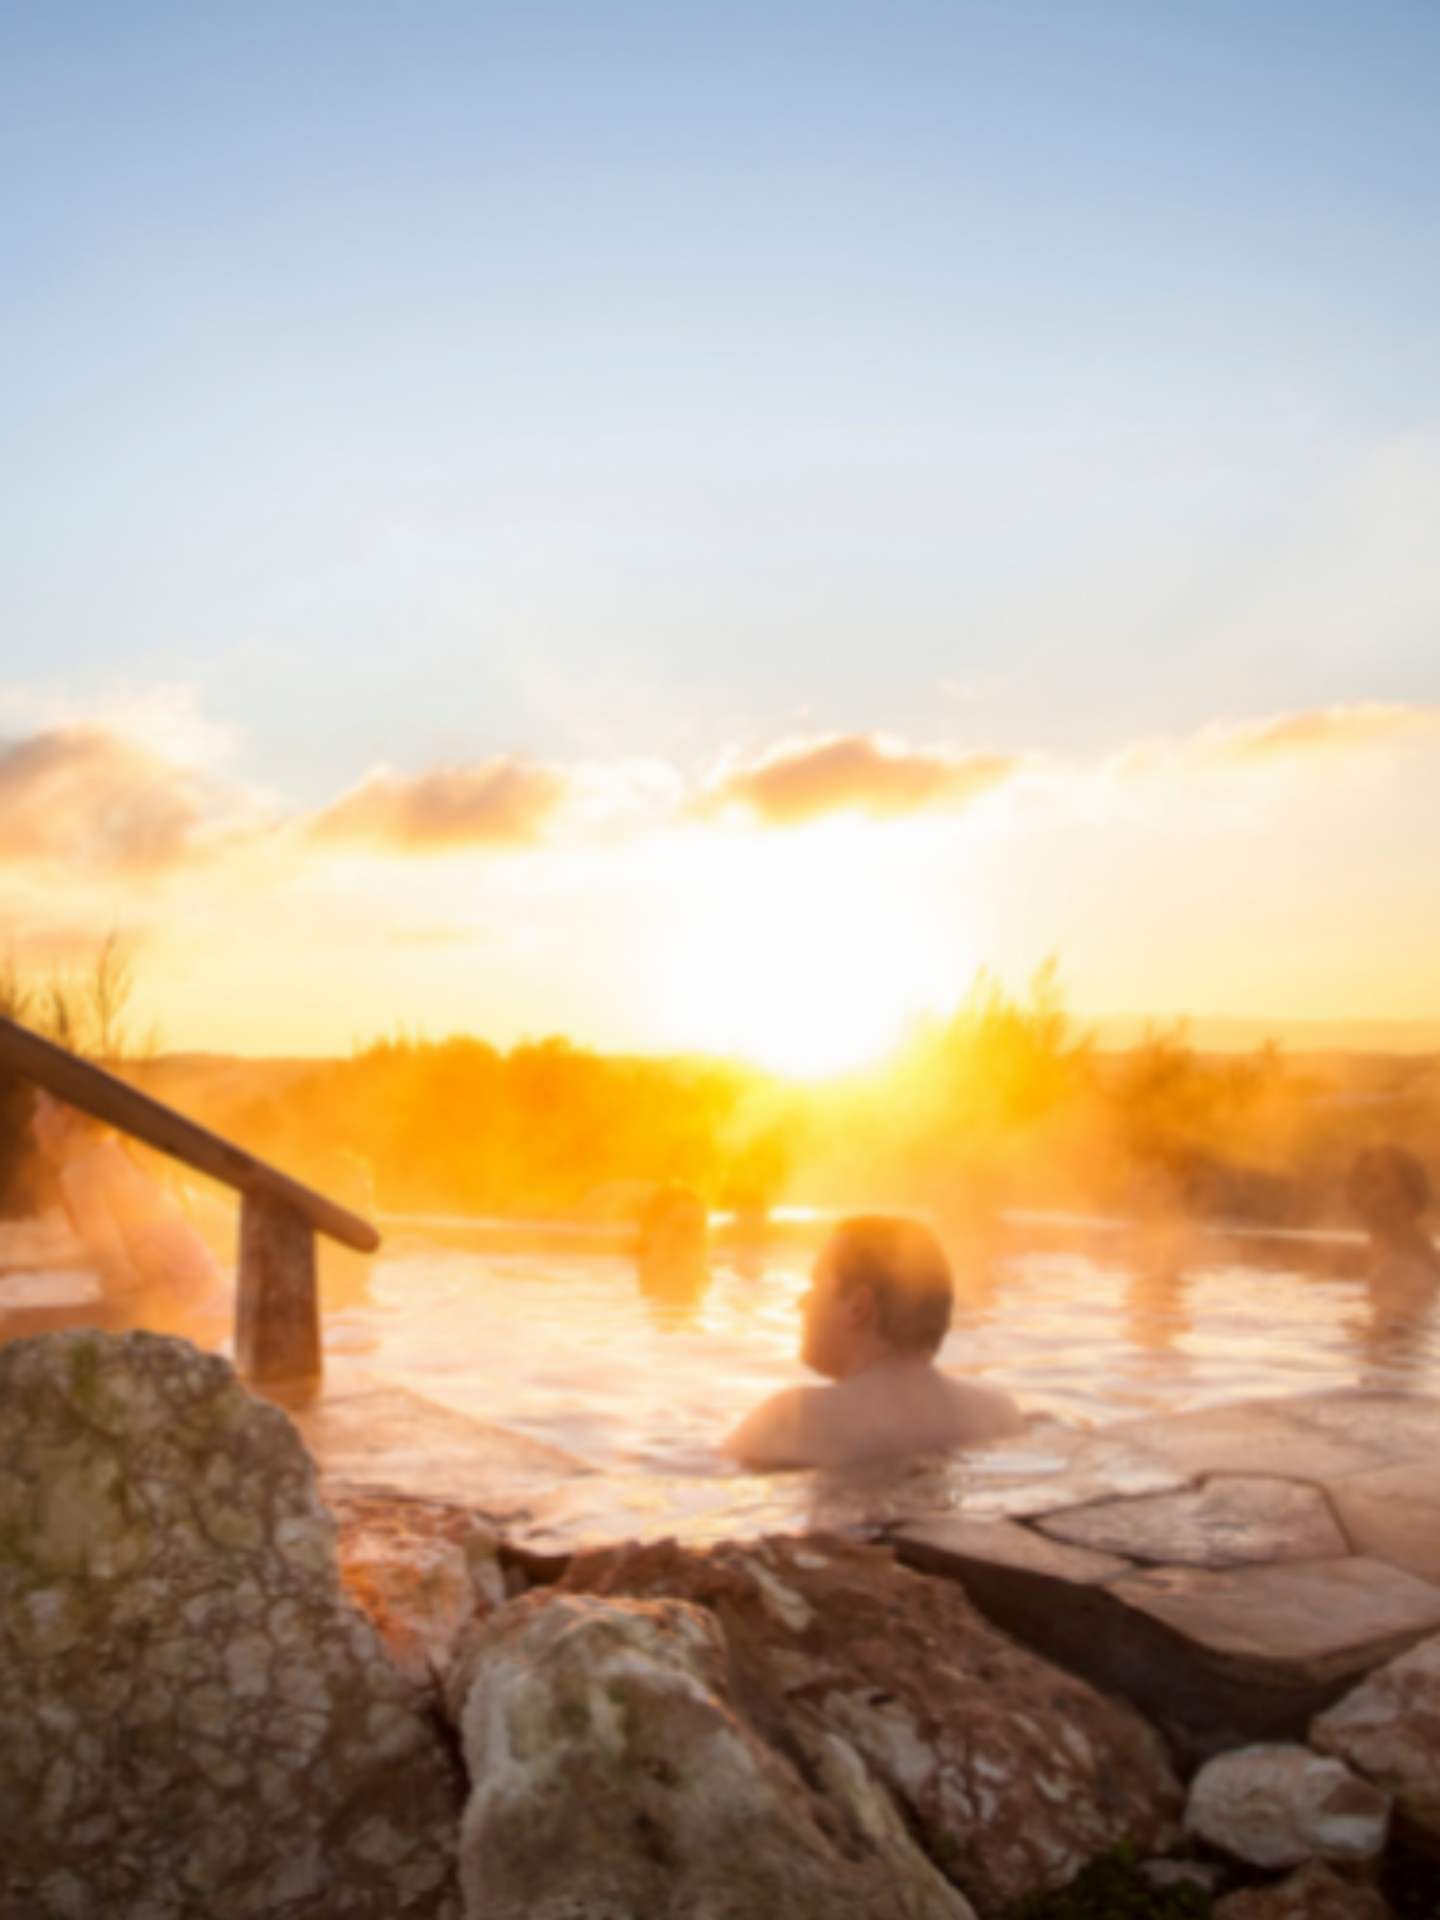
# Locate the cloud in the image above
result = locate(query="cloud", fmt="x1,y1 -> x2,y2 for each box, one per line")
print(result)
1194,702 -> 1440,769
0,723 -> 210,873
697,733 -> 1024,827
305,755 -> 568,853
1113,702 -> 1440,784
7,693 -> 1431,904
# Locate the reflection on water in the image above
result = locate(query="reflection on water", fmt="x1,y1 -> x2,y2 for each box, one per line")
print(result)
325,1247 -> 1440,1477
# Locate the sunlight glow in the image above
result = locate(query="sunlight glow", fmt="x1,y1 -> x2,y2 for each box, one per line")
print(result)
666,826 -> 931,1077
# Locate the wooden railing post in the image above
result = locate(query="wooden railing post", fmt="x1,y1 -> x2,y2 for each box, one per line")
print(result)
0,1015 -> 379,1387
236,1192 -> 321,1384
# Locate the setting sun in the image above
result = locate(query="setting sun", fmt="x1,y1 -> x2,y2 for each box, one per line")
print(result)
665,826 -> 936,1076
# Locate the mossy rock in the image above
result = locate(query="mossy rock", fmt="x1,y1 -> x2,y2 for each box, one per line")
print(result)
1000,1845 -> 1213,1919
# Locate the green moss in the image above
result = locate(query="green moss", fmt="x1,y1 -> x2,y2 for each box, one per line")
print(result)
61,1335 -> 117,1431
995,1839 -> 1440,1919
999,1845 -> 1212,1920
65,1336 -> 102,1397
926,1829 -> 959,1870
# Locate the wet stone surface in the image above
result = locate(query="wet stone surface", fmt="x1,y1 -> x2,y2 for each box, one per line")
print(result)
1109,1557 -> 1440,1687
877,1391 -> 1440,1752
287,1371 -> 1440,1753
1105,1403 -> 1392,1484
889,1512 -> 1131,1586
1324,1463 -> 1440,1588
1035,1476 -> 1349,1570
269,1369 -> 593,1508
1275,1391 -> 1440,1466
938,1427 -> 1191,1520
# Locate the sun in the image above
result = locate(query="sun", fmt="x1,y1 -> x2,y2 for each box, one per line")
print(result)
666,825 -> 931,1077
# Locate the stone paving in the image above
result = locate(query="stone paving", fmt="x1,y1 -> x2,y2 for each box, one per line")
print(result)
276,1373 -> 1440,1762
263,1367 -> 595,1508
892,1393 -> 1440,1758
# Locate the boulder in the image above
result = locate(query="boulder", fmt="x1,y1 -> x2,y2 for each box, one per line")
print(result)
1185,1744 -> 1391,1869
554,1533 -> 1183,1913
0,1330 -> 462,1920
445,1587 -> 975,1920
1311,1634 -> 1440,1847
1212,1860 -> 1394,1920
333,1493 -> 504,1692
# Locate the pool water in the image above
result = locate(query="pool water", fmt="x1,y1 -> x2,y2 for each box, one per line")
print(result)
323,1246 -> 1440,1476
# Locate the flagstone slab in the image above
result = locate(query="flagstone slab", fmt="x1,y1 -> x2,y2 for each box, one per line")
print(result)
478,1469 -> 832,1557
265,1374 -> 596,1507
1275,1393 -> 1440,1469
892,1539 -> 1369,1766
1324,1462 -> 1440,1588
892,1512 -> 1132,1586
1036,1477 -> 1349,1570
1109,1556 -> 1440,1688
1107,1405 -> 1390,1483
940,1427 -> 1192,1519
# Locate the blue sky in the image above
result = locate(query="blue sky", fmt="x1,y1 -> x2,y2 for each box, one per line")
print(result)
2,3 -> 1439,1052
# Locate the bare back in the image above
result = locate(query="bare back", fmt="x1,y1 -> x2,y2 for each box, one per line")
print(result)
725,1357 -> 1022,1471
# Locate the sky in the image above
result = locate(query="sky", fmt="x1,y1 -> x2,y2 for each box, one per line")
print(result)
2,1 -> 1439,1068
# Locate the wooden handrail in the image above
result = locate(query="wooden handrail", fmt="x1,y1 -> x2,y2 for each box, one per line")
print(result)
0,1015 -> 380,1254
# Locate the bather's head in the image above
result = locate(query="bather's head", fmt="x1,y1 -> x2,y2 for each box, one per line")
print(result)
801,1215 -> 954,1379
636,1184 -> 710,1313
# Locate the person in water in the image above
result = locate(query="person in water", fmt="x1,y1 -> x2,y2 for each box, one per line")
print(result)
635,1184 -> 710,1319
31,1090 -> 230,1340
1347,1144 -> 1440,1339
723,1214 -> 1021,1470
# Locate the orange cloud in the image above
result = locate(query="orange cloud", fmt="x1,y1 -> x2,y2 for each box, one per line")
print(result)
0,724 -> 208,873
305,756 -> 567,853
1112,702 -> 1440,785
1196,702 -> 1440,768
698,733 -> 1023,827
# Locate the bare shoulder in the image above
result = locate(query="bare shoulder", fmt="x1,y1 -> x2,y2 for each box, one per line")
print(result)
722,1385 -> 817,1470
937,1371 -> 1024,1442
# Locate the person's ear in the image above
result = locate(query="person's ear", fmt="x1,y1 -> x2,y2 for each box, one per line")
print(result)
844,1283 -> 878,1330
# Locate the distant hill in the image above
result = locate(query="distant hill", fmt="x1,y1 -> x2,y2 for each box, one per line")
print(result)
1085,1013 -> 1440,1055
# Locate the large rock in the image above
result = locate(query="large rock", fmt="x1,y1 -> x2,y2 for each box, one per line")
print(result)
1311,1634 -> 1440,1845
333,1493 -> 504,1693
1212,1860 -> 1394,1920
0,1331 -> 462,1920
554,1533 -> 1183,1913
1185,1744 -> 1391,1868
446,1587 -> 974,1920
